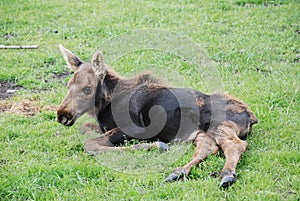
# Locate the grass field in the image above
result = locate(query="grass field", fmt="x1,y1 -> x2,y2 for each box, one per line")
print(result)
0,0 -> 299,200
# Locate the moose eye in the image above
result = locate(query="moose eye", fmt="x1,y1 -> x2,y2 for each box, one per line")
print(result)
83,87 -> 92,94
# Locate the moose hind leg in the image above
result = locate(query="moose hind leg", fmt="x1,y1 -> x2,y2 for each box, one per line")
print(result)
211,121 -> 248,188
164,131 -> 219,182
219,138 -> 248,188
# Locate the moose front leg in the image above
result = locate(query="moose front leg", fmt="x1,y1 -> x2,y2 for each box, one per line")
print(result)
84,128 -> 169,155
164,131 -> 219,182
84,128 -> 123,154
80,122 -> 101,134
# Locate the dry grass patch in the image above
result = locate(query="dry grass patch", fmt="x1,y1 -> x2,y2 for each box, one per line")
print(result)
0,97 -> 58,116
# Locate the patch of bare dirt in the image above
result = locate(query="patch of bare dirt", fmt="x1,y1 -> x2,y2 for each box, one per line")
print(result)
0,97 -> 58,116
0,76 -> 63,116
0,79 -> 60,117
0,81 -> 25,100
0,71 -> 70,101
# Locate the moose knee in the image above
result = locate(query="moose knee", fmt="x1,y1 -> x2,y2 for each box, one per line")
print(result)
84,138 -> 98,153
236,140 -> 248,153
84,137 -> 112,152
80,123 -> 101,134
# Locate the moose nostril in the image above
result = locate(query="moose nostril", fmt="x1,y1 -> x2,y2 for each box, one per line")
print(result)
60,116 -> 68,124
57,111 -> 74,125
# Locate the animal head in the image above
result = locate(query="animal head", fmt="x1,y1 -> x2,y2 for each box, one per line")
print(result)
57,45 -> 108,126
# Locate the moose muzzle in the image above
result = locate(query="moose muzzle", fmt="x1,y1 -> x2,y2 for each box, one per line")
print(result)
57,109 -> 75,126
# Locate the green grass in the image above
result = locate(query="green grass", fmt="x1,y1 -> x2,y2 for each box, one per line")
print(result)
0,0 -> 299,200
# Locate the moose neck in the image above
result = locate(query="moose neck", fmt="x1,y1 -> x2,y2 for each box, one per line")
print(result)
94,70 -> 120,114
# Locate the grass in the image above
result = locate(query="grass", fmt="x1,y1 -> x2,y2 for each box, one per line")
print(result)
0,0 -> 299,200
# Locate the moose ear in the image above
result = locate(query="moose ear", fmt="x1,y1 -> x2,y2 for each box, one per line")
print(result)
91,51 -> 107,80
59,44 -> 83,71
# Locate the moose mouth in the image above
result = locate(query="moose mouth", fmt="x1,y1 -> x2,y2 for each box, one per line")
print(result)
57,113 -> 80,127
60,116 -> 75,126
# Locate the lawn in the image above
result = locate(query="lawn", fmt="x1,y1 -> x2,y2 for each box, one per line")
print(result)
0,0 -> 299,200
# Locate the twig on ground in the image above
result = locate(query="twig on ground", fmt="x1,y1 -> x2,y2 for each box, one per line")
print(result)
0,45 -> 39,49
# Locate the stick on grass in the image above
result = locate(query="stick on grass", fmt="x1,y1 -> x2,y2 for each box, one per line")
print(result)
0,45 -> 39,49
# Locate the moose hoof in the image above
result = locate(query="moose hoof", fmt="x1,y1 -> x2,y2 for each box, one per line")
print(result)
156,141 -> 169,152
164,173 -> 179,182
163,168 -> 186,183
219,175 -> 236,189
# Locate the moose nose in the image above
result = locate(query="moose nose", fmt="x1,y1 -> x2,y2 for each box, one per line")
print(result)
57,110 -> 74,126
59,116 -> 68,125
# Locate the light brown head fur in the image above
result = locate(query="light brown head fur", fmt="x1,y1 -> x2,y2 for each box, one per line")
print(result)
57,45 -> 110,126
